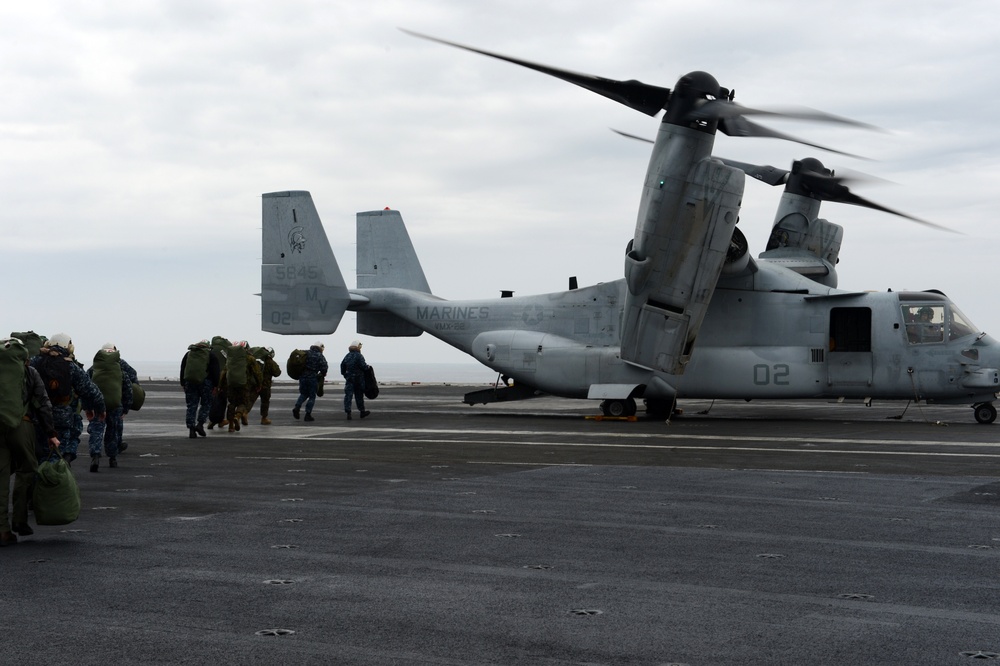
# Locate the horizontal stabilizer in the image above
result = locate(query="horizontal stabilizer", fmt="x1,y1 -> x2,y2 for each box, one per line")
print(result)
261,191 -> 350,334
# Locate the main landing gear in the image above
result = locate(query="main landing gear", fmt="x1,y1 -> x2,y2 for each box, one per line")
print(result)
973,402 -> 997,424
599,398 -> 636,417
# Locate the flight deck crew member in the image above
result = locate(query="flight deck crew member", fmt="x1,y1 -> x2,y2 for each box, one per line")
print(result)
252,346 -> 281,425
30,333 -> 106,465
341,340 -> 370,420
293,342 -> 328,422
88,342 -> 129,472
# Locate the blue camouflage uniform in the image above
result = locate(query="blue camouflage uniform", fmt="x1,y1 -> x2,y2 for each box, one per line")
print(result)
293,345 -> 328,417
181,344 -> 221,431
87,352 -> 135,461
341,349 -> 368,415
113,357 -> 139,451
30,346 -> 106,461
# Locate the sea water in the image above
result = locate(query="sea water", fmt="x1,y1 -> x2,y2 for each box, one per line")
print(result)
132,361 -> 499,385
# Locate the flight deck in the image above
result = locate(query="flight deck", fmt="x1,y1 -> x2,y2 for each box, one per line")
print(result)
4,381 -> 999,664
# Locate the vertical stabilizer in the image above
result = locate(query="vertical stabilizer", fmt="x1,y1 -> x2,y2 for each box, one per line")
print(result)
261,191 -> 350,334
356,209 -> 430,337
356,210 -> 431,292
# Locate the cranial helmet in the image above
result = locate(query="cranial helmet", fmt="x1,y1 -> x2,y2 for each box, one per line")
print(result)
49,332 -> 73,349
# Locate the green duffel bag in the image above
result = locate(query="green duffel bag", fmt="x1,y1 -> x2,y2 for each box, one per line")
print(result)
130,382 -> 146,411
33,456 -> 81,526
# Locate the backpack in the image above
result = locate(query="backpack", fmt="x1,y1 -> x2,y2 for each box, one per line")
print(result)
225,345 -> 248,388
130,382 -> 146,411
287,349 -> 307,380
92,350 -> 123,411
183,344 -> 211,383
363,365 -> 379,400
0,338 -> 28,429
10,331 -> 43,358
35,353 -> 73,405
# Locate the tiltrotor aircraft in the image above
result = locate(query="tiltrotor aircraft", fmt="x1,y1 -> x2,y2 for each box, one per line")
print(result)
261,32 -> 1000,423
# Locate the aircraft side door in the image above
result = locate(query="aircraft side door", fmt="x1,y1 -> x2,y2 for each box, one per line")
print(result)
827,306 -> 873,387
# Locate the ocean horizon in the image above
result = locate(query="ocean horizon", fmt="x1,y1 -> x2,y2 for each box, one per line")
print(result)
133,360 -> 500,385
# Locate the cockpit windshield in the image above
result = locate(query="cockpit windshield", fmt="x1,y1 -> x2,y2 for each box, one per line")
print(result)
901,301 -> 978,344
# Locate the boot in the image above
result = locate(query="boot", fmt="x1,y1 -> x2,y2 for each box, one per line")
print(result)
292,406 -> 300,420
360,410 -> 371,419
195,424 -> 207,437
304,413 -> 315,422
207,422 -> 216,430
241,412 -> 248,426
233,414 -> 241,431
90,455 -> 99,473
189,427 -> 198,439
109,457 -> 118,469
228,420 -> 236,433
12,522 -> 32,536
346,411 -> 352,420
62,453 -> 74,466
260,417 -> 272,425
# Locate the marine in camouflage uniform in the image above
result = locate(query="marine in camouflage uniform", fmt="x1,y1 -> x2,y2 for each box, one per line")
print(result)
29,334 -> 106,463
341,340 -> 370,420
12,364 -> 59,538
293,342 -> 328,422
222,341 -> 262,432
249,347 -> 281,425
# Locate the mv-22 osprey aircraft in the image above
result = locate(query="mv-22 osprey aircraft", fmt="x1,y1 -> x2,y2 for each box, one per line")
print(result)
261,32 -> 1000,423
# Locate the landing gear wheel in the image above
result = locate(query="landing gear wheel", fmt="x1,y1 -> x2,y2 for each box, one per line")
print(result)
600,398 -> 636,417
973,402 -> 997,424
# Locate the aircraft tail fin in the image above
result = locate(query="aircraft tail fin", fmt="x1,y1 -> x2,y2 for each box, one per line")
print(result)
261,191 -> 351,334
356,209 -> 430,337
356,209 -> 431,292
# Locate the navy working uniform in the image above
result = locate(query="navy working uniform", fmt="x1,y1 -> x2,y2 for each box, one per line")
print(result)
29,333 -> 106,464
180,340 -> 221,438
293,342 -> 328,422
341,340 -> 370,420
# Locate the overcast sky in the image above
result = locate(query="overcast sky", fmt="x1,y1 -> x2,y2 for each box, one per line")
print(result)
3,1 -> 998,376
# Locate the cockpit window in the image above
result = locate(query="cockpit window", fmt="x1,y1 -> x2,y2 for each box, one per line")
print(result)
902,305 -> 944,344
901,303 -> 978,344
949,307 -> 977,341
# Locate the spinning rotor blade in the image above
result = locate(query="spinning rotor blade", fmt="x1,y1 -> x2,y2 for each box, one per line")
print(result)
610,129 -> 955,233
714,158 -> 789,186
689,101 -> 881,130
794,171 -> 957,233
718,115 -> 867,159
401,29 -> 672,116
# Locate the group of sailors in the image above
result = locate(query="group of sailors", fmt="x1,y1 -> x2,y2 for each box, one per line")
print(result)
180,337 -> 281,437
